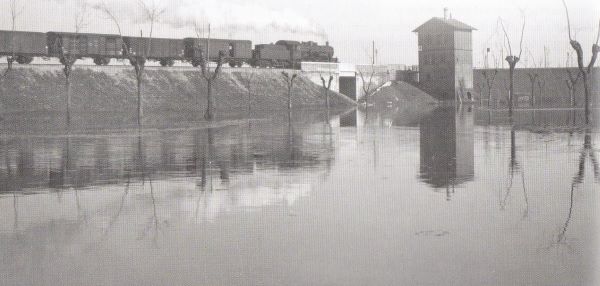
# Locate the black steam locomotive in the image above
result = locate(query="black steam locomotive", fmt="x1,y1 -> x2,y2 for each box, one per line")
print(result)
0,30 -> 336,69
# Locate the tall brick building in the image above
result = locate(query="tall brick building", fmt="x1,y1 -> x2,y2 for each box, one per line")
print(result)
413,11 -> 476,101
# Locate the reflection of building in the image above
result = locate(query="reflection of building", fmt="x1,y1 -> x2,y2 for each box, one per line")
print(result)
419,107 -> 474,189
413,9 -> 476,101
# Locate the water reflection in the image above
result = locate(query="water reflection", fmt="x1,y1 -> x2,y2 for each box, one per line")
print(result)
0,108 -> 598,286
419,107 -> 475,192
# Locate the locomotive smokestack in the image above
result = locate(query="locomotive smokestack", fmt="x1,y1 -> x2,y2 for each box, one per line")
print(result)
444,8 -> 449,19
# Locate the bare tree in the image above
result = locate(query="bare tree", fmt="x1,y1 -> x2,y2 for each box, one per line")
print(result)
482,69 -> 499,109
357,41 -> 389,108
97,0 -> 165,125
525,49 -> 540,108
358,68 -> 389,108
565,69 -> 582,107
537,78 -> 546,108
193,23 -> 225,120
74,1 -> 89,33
281,71 -> 298,111
475,82 -> 483,107
5,0 -> 24,72
562,0 -> 600,124
320,74 -> 334,110
240,70 -> 256,112
499,17 -> 525,116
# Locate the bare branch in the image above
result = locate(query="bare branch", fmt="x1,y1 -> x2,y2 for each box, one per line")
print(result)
74,1 -> 89,33
499,18 -> 513,56
518,18 -> 526,59
596,19 -> 600,45
95,2 -> 122,36
562,0 -> 573,41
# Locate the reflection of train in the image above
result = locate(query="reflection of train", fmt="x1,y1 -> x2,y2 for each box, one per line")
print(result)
0,30 -> 336,68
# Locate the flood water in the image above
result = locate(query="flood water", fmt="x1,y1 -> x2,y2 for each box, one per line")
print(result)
0,107 -> 598,286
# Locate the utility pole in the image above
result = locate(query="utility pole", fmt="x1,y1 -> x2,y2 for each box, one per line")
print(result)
372,41 -> 375,65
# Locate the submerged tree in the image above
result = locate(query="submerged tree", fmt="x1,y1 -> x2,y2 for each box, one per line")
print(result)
499,17 -> 525,116
193,23 -> 225,120
357,43 -> 389,108
537,78 -> 546,108
5,0 -> 24,73
240,69 -> 256,112
481,69 -> 499,109
526,72 -> 539,108
97,0 -> 166,125
320,74 -> 334,110
565,69 -> 582,107
562,0 -> 600,124
281,71 -> 298,111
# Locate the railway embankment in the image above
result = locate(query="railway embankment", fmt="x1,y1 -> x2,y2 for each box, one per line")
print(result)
0,65 -> 355,114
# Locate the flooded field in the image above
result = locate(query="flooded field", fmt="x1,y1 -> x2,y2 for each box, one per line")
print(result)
0,107 -> 598,286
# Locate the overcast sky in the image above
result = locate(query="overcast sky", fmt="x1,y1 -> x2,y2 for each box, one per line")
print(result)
1,0 -> 599,66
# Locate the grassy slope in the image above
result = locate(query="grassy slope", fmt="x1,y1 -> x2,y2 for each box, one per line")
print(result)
0,66 -> 354,114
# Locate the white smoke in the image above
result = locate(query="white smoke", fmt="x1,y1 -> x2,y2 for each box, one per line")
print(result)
80,0 -> 328,41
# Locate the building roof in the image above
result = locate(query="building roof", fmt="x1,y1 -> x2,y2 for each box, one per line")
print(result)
413,17 -> 477,33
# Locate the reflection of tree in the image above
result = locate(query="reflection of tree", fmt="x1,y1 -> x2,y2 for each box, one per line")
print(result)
551,130 -> 598,248
499,127 -> 529,218
102,172 -> 130,238
134,131 -> 166,248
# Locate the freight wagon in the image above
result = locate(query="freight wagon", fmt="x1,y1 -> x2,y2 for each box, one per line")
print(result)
183,38 -> 252,67
47,32 -> 123,65
122,37 -> 185,66
0,30 -> 47,64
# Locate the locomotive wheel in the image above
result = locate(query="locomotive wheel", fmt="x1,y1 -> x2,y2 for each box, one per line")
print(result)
228,61 -> 236,68
159,59 -> 169,67
16,55 -> 34,65
102,58 -> 111,65
191,59 -> 202,67
237,62 -> 243,68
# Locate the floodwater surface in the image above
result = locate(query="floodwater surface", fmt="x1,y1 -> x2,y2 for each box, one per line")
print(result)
0,108 -> 598,286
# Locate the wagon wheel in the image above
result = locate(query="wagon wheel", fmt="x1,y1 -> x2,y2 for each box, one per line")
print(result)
191,59 -> 202,67
159,59 -> 169,67
93,57 -> 104,66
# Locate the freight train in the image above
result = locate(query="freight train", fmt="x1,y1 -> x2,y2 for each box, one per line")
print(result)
0,30 -> 337,68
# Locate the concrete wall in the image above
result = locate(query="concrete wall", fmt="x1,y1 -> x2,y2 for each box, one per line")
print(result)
474,67 -> 600,107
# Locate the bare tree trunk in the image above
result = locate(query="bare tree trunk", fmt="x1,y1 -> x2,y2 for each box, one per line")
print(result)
137,73 -> 143,125
205,79 -> 214,120
66,73 -> 71,124
508,62 -> 516,115
288,85 -> 292,111
582,73 -> 590,122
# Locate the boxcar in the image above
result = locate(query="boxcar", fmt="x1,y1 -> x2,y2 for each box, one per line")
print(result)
47,32 -> 123,65
183,38 -> 252,67
0,30 -> 47,64
122,37 -> 184,66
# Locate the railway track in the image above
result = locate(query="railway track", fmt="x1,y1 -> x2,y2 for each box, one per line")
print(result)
0,63 -> 297,73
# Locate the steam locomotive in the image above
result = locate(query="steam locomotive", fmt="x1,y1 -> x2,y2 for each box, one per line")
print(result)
0,30 -> 337,69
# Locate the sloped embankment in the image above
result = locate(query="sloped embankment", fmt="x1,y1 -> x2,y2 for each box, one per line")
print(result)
0,66 -> 355,114
373,81 -> 438,109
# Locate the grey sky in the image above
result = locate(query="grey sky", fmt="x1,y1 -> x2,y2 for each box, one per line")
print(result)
1,0 -> 599,66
